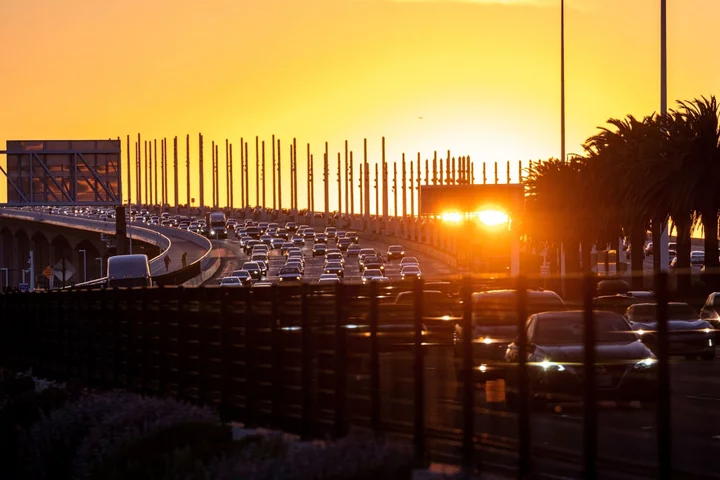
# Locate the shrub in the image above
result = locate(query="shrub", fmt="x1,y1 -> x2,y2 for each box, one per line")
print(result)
18,391 -> 140,480
71,397 -> 217,480
207,431 -> 414,480
94,421 -> 233,480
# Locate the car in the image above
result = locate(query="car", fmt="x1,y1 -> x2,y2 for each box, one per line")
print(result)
239,236 -> 252,248
244,240 -> 262,255
291,236 -> 305,247
400,265 -> 421,281
285,260 -> 305,274
312,244 -> 327,257
276,228 -> 288,240
337,238 -> 354,251
287,248 -> 304,259
335,231 -> 347,242
347,245 -> 362,256
278,266 -> 303,284
107,254 -> 152,288
400,256 -> 419,267
260,235 -> 274,246
363,255 -> 385,273
251,252 -> 269,265
258,222 -> 269,233
318,274 -> 341,283
255,260 -> 268,276
625,302 -> 715,360
504,310 -> 658,410
271,238 -> 285,249
230,270 -> 253,286
242,262 -> 263,280
387,245 -> 405,260
700,292 -> 720,339
315,233 -> 328,244
325,252 -> 345,265
281,242 -> 295,255
324,262 -> 344,278
324,226 -> 337,240
220,276 -> 243,287
303,228 -> 316,240
245,226 -> 260,239
361,269 -> 384,283
691,250 -> 705,266
593,294 -> 639,315
345,231 -> 360,243
285,222 -> 298,232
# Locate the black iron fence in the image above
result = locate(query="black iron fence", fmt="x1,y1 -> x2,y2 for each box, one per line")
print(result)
0,274 -> 713,479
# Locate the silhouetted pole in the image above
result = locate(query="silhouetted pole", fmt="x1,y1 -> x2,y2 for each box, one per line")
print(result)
244,141 -> 250,208
425,159 -> 429,187
215,143 -> 220,207
518,160 -> 523,183
240,138 -> 245,209
561,0 -> 566,164
307,144 -> 312,212
358,162 -> 363,220
451,156 -> 456,185
410,160 -> 415,218
506,160 -> 511,184
126,135 -> 131,205
349,152 -> 354,217
173,136 -> 179,208
144,140 -> 148,205
255,136 -> 260,207
226,139 -> 231,208
324,142 -> 329,223
135,134 -> 141,205
309,152 -> 315,212
183,135 -> 189,208
261,140 -> 266,209
402,154 -> 407,234
277,138 -> 282,213
393,161 -> 398,220
446,151 -> 451,184
439,158 -> 444,185
211,141 -> 216,208
374,162 -> 379,233
229,143 -> 234,208
471,161 -> 475,184
154,139 -> 158,206
432,151 -> 438,185
483,162 -> 487,185
199,133 -> 204,210
271,135 -> 276,210
382,137 -> 388,228
344,141 -> 349,217
293,138 -> 298,212
363,139 -> 370,226
337,152 -> 342,217
161,138 -> 166,205
495,162 -> 499,184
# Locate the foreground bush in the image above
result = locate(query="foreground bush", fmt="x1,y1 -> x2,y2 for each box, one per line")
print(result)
207,431 -> 414,480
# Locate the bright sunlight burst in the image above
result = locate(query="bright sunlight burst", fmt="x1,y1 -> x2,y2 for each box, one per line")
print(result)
476,209 -> 509,227
440,212 -> 463,223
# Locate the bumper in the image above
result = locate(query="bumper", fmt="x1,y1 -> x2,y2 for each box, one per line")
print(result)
530,367 -> 657,402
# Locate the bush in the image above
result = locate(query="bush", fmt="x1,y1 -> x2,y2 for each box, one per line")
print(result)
18,391 -> 141,480
207,431 -> 414,480
0,387 -> 77,479
71,397 -> 217,480
94,421 -> 233,480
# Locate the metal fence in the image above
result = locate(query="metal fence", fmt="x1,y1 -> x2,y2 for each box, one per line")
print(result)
0,274 -> 703,479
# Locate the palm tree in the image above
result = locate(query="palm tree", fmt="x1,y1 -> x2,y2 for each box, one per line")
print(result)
676,96 -> 720,287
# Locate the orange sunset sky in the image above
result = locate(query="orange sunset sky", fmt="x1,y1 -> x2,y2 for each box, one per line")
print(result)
1,0 -> 719,212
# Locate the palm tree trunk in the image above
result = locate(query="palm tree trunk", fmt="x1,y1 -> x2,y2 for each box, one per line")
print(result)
701,210 -> 720,288
651,219 -> 662,274
630,227 -> 645,290
675,215 -> 692,294
581,239 -> 593,274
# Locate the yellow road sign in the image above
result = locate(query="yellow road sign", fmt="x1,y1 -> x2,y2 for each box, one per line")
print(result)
42,266 -> 53,280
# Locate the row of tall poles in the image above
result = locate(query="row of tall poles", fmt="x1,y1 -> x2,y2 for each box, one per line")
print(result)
124,134 -> 528,217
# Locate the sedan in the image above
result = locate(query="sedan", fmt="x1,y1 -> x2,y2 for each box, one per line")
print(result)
401,265 -> 421,281
271,238 -> 285,249
347,245 -> 362,256
691,250 -> 705,266
229,270 -> 253,286
324,262 -> 344,278
337,238 -> 354,251
242,262 -> 263,280
220,276 -> 242,287
291,236 -> 305,247
625,302 -> 714,360
325,252 -> 345,265
318,274 -> 341,284
387,245 -> 405,260
400,256 -> 419,268
505,311 -> 657,410
361,269 -> 384,283
315,233 -> 328,244
312,244 -> 327,257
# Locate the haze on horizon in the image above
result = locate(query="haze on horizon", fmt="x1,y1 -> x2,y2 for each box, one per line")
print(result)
1,0 -> 719,211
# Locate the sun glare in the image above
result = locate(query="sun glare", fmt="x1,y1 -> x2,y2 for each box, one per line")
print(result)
476,209 -> 509,227
440,212 -> 463,223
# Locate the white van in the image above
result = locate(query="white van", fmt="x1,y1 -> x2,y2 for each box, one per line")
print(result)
107,254 -> 152,288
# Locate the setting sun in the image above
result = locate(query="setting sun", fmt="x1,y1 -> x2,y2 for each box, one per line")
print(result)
440,212 -> 463,223
476,209 -> 509,227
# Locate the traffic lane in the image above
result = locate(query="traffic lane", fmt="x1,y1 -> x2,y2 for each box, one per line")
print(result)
149,236 -> 207,277
204,239 -> 248,284
361,237 -> 456,278
373,347 -> 720,476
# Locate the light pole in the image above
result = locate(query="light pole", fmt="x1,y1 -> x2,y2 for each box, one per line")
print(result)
96,257 -> 104,277
79,249 -> 87,283
560,0 -> 566,163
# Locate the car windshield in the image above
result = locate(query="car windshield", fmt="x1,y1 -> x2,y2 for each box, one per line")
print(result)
533,313 -> 637,345
402,265 -> 420,273
242,263 -> 259,271
473,292 -> 566,326
221,278 -> 240,284
231,271 -> 250,278
363,269 -> 382,278
389,246 -> 402,252
402,257 -> 418,264
279,267 -> 301,275
630,303 -> 699,322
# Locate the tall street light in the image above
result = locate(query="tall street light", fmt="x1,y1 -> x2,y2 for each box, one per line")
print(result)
560,0 -> 566,163
659,0 -> 669,272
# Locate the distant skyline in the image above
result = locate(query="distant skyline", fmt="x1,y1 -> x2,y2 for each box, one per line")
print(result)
2,0 -> 719,210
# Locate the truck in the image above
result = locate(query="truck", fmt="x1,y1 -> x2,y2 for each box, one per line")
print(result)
107,254 -> 152,288
206,212 -> 228,239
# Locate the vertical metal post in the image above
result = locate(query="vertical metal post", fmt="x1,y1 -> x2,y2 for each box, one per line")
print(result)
363,139 -> 370,226
199,133 -> 204,210
337,152 -> 342,218
483,163 -> 487,185
369,281 -> 381,434
240,138 -> 245,209
506,160 -> 511,184
432,151 -> 438,185
174,137 -> 179,208
334,283 -> 347,438
186,134 -> 190,207
307,143 -> 312,213
126,135 -> 131,205
413,277 -> 426,464
461,276 -> 475,472
293,138 -> 299,212
136,134 -> 141,206
494,162 -> 499,184
402,154 -> 407,220
345,140 -> 349,216
255,136 -> 260,207
410,165 -> 415,218
382,137 -> 388,228
359,163 -> 363,220
393,162 -> 398,221
229,143 -> 234,209
324,143 -> 330,223
154,139 -> 158,206
583,273 -> 597,480
277,139 -> 282,213
349,152 -> 354,217
272,135 -> 276,211
261,141 -> 266,209
245,141 -> 250,208
226,139 -> 230,208
211,141 -> 216,208
144,140 -> 149,205
561,0 -> 566,163
656,272 -> 671,479
439,158 -> 444,185
374,163 -> 379,231
518,160 -> 523,183
516,276 -> 532,476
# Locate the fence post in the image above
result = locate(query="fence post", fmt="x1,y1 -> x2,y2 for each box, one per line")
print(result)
219,288 -> 231,422
369,281 -> 381,435
334,282 -> 347,438
516,276 -> 532,476
271,285 -> 284,430
140,287 -> 150,394
655,272 -> 671,480
176,287 -> 189,402
245,286 -> 256,427
413,277 -> 426,465
461,276 -> 475,472
582,273 -> 597,480
301,283 -> 313,440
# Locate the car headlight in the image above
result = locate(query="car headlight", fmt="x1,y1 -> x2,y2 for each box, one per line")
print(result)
224,229 -> 227,234
538,360 -> 566,372
703,327 -> 712,334
636,329 -> 646,336
633,357 -> 657,370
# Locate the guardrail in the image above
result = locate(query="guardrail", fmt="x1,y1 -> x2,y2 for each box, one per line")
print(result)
0,273 -> 709,479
